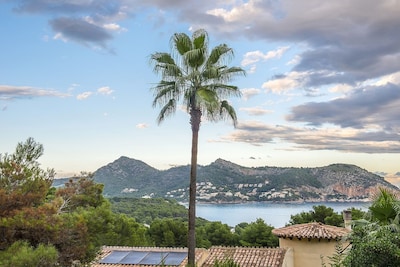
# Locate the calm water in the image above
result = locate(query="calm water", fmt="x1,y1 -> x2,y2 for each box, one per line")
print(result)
195,202 -> 370,228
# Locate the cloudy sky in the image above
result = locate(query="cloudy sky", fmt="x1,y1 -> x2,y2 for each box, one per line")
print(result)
1,0 -> 399,185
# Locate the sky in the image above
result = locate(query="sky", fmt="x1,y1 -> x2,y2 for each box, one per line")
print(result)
1,0 -> 399,186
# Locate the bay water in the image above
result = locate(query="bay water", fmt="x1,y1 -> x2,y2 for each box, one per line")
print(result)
195,202 -> 370,228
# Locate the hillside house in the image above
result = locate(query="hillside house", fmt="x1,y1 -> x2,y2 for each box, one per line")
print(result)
272,222 -> 350,267
93,221 -> 350,267
92,246 -> 288,267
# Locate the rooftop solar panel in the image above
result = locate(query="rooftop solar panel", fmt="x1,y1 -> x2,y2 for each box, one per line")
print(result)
119,251 -> 149,264
139,251 -> 166,265
99,251 -> 130,264
163,252 -> 187,265
99,250 -> 187,265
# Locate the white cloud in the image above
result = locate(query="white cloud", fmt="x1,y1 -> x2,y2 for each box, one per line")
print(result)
97,86 -> 114,95
136,123 -> 149,129
240,107 -> 273,116
206,1 -> 265,23
247,65 -> 257,74
103,23 -> 127,33
241,47 -> 289,67
373,71 -> 400,86
0,85 -> 70,100
262,71 -> 305,93
329,84 -> 354,93
76,91 -> 93,100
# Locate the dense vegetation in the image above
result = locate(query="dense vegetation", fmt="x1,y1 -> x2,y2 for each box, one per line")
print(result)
288,205 -> 366,226
0,138 -> 151,266
109,197 -> 188,224
0,139 -> 279,266
3,139 -> 400,266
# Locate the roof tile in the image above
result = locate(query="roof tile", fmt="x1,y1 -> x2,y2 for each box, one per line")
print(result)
272,222 -> 350,240
202,246 -> 286,267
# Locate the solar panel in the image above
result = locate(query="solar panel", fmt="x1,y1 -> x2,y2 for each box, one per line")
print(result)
99,250 -> 187,265
100,251 -> 130,264
163,252 -> 187,265
119,251 -> 148,264
139,251 -> 166,265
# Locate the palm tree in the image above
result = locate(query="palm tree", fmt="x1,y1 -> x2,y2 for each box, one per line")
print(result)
150,29 -> 245,266
368,187 -> 400,226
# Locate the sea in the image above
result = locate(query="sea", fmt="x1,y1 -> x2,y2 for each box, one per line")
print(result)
195,202 -> 370,228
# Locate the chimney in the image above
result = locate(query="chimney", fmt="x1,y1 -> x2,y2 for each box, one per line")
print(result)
343,210 -> 352,230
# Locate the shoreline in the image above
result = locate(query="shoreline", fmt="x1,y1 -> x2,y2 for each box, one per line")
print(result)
180,199 -> 371,206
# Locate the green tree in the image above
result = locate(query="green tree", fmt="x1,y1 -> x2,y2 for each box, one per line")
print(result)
0,138 -> 56,250
150,29 -> 245,266
196,221 -> 235,248
0,137 -> 54,218
0,241 -> 58,267
1,139 -> 152,266
148,218 -> 188,247
289,205 -> 344,226
238,218 -> 278,247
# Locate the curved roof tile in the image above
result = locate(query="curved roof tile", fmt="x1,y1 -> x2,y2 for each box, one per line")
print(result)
272,222 -> 350,240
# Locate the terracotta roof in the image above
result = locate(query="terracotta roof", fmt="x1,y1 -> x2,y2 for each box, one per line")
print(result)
201,246 -> 287,267
91,246 -> 208,267
272,222 -> 350,240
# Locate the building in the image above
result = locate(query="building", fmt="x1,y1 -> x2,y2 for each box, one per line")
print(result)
272,222 -> 350,267
92,246 -> 288,267
93,222 -> 350,267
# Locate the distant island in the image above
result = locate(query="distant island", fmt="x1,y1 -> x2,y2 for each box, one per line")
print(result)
53,156 -> 399,203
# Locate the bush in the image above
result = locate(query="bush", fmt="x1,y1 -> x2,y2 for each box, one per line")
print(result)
0,241 -> 58,267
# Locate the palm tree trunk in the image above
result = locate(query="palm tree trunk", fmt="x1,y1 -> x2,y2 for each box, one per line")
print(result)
188,109 -> 201,267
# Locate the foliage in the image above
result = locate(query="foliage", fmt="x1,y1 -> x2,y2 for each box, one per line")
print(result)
237,218 -> 278,247
56,174 -> 105,211
0,137 -> 54,217
321,241 -> 347,267
288,205 -> 366,227
367,187 -> 400,225
342,187 -> 400,266
148,218 -> 188,247
109,197 -> 188,224
196,221 -> 236,248
0,241 -> 58,267
343,226 -> 400,266
0,138 -> 152,266
213,258 -> 240,267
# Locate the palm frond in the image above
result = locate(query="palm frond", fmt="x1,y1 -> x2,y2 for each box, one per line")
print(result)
369,187 -> 400,225
219,66 -> 246,81
184,48 -> 206,69
196,88 -> 219,108
156,99 -> 177,124
206,44 -> 233,66
207,83 -> 242,98
172,33 -> 192,55
192,29 -> 207,50
219,100 -> 238,127
150,52 -> 175,65
151,53 -> 182,78
152,81 -> 180,107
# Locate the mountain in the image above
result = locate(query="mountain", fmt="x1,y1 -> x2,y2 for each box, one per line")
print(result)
92,156 -> 398,202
